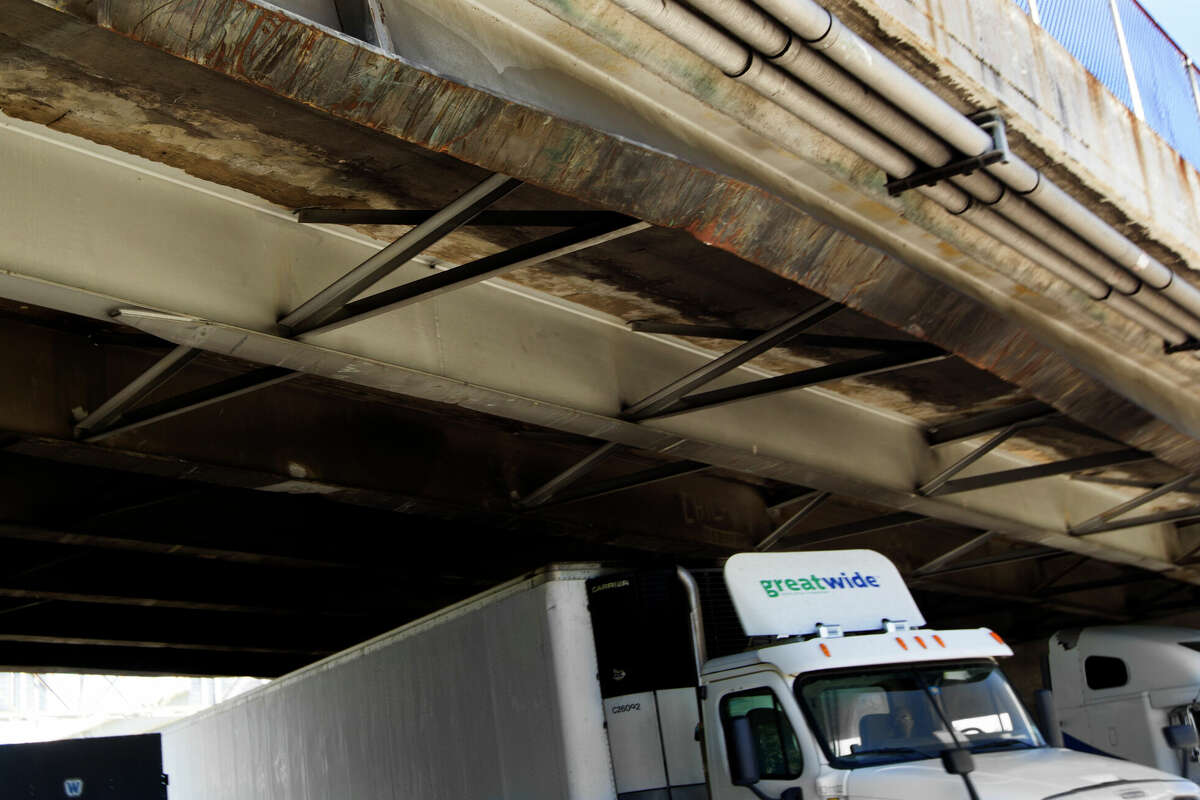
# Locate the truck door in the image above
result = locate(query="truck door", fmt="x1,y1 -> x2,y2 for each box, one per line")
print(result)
702,671 -> 818,800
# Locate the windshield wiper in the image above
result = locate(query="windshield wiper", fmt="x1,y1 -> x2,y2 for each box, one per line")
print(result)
970,739 -> 1037,752
852,746 -> 939,759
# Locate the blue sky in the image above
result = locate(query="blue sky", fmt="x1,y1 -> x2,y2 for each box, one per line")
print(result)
1137,0 -> 1200,59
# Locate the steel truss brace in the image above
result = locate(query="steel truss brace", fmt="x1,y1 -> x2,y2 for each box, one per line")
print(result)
1072,475 -> 1200,494
910,546 -> 1065,579
626,312 -> 948,421
1038,573 -> 1158,597
1070,504 -> 1200,535
755,491 -> 831,551
628,320 -> 929,353
641,346 -> 948,421
910,531 -> 996,577
1069,472 -> 1199,535
79,176 -> 646,440
517,302 -> 843,507
514,444 -> 708,510
298,214 -> 647,335
918,414 -> 1063,496
923,449 -> 1150,497
297,208 -> 624,227
779,512 -> 925,550
924,401 -> 1055,446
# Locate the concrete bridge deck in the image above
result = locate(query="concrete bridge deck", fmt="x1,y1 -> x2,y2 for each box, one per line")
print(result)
0,0 -> 1198,674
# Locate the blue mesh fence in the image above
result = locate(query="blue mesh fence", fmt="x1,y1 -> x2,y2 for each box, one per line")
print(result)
1115,0 -> 1200,165
1035,0 -> 1134,107
1009,0 -> 1200,167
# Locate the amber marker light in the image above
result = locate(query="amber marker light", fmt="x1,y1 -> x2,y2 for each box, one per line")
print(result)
932,635 -> 946,648
990,631 -> 1005,645
896,638 -> 908,650
819,643 -> 831,657
914,636 -> 927,649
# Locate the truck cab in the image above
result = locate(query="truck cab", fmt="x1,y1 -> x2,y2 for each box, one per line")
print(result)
1049,626 -> 1200,780
673,552 -> 1200,800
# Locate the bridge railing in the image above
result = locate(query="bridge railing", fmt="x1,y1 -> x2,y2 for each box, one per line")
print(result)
1010,0 -> 1200,167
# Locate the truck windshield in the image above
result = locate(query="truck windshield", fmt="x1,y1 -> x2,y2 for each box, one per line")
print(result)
796,661 -> 1043,769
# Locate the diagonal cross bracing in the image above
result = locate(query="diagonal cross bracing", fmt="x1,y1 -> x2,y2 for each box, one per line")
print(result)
297,209 -> 625,227
73,177 -> 647,441
930,449 -> 1152,496
517,302 -> 839,508
1070,472 -> 1199,535
279,174 -> 522,335
621,301 -> 841,420
925,401 -> 1056,445
755,491 -> 831,551
641,346 -> 948,421
918,415 -> 1060,496
301,216 -> 649,335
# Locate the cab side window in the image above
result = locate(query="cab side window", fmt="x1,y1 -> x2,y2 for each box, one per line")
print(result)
1084,656 -> 1128,690
719,688 -> 803,779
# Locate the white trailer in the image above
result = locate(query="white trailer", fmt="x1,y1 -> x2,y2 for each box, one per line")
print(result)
1049,626 -> 1200,780
161,552 -> 1198,800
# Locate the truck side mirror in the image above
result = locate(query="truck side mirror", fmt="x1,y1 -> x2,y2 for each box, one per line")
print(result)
728,716 -> 803,800
941,749 -> 982,800
940,748 -> 975,776
729,716 -> 762,786
1164,724 -> 1200,750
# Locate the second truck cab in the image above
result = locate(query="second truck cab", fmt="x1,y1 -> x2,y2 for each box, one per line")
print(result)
1049,626 -> 1200,781
604,550 -> 1199,800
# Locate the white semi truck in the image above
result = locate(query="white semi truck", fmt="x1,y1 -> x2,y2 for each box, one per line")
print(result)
160,551 -> 1197,800
1049,626 -> 1200,781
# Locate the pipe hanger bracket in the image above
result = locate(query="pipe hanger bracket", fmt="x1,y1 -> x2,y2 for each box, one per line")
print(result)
1164,337 -> 1200,353
885,111 -> 1010,197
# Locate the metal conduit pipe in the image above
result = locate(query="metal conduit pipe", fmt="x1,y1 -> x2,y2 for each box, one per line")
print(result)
1107,292 -> 1191,343
686,0 -> 957,172
919,182 -> 1141,311
988,189 -> 1139,294
1131,282 -> 1200,338
611,0 -> 920,176
684,0 -> 1199,337
681,0 -> 1162,301
738,57 -> 918,176
754,0 -> 1200,324
610,0 -> 1193,343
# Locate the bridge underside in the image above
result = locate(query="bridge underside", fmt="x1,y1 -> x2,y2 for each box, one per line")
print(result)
0,0 -> 1198,678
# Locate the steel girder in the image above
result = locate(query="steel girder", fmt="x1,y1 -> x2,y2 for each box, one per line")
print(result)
0,113 -> 1196,580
